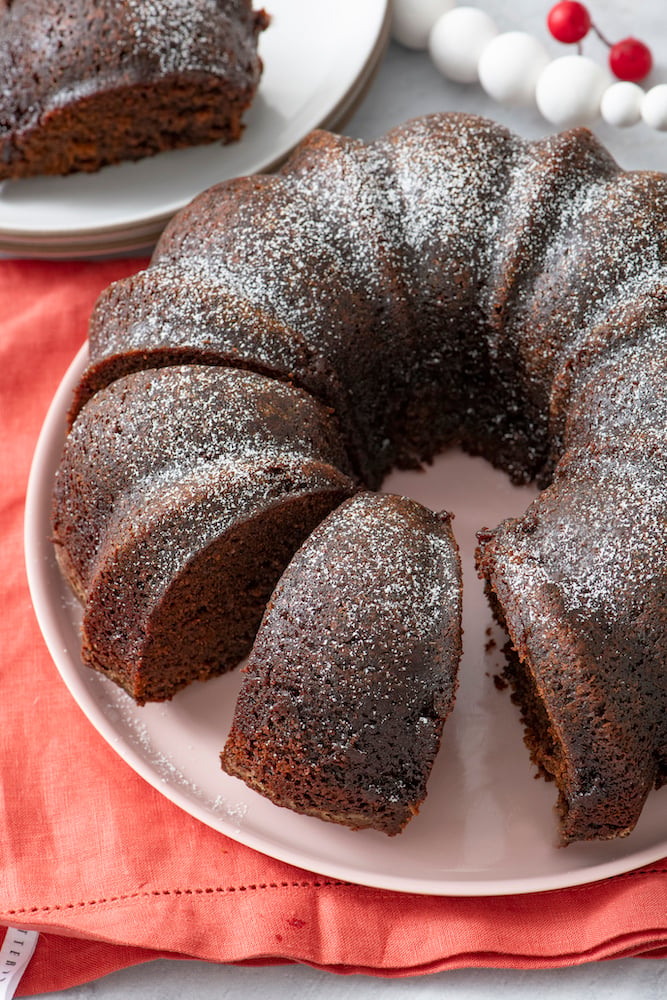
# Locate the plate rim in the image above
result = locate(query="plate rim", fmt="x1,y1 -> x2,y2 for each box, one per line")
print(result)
24,343 -> 667,897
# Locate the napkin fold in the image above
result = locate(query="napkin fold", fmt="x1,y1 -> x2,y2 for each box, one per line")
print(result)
1,259 -> 666,997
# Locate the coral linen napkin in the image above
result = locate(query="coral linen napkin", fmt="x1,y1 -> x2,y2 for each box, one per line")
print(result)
1,259 -> 666,997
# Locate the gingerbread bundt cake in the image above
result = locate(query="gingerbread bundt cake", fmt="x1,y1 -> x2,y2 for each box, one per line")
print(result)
221,492 -> 462,835
0,0 -> 268,180
52,113 -> 667,843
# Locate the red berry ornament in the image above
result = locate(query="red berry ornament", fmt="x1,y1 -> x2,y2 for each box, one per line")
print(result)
609,37 -> 653,83
547,2 -> 591,44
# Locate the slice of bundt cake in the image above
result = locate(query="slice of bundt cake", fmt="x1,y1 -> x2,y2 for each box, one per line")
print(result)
0,0 -> 268,180
221,492 -> 462,835
477,325 -> 667,843
52,366 -> 356,703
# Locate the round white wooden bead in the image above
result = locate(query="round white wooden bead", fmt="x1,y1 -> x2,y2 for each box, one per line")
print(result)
392,0 -> 455,51
536,55 -> 612,126
428,7 -> 498,84
478,32 -> 551,106
600,81 -> 644,127
641,84 -> 667,131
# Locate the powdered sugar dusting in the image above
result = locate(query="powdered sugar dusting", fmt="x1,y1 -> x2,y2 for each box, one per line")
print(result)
152,137 -> 414,348
125,0 -> 236,76
103,689 -> 249,826
250,492 -> 462,708
494,457 -> 667,622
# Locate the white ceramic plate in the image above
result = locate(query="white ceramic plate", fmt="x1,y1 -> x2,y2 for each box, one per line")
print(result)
25,345 -> 667,896
0,0 -> 390,255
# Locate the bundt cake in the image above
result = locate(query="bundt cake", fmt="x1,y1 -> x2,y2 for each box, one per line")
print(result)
51,112 -> 667,844
0,0 -> 269,180
52,366 -> 356,703
221,492 -> 462,835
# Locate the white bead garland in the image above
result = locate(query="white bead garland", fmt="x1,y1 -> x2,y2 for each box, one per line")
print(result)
641,85 -> 667,131
392,0 -> 455,51
536,55 -> 611,126
392,2 -> 665,132
600,81 -> 644,127
429,8 -> 498,83
478,32 -> 551,107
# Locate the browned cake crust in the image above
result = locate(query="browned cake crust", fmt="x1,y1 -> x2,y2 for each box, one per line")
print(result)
0,0 -> 269,180
52,113 -> 667,841
221,493 -> 462,835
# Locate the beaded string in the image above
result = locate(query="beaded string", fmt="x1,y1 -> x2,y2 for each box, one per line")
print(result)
392,1 -> 667,130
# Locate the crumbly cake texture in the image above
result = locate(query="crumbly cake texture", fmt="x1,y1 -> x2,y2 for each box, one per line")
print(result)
52,366 -> 356,704
53,112 -> 667,842
221,493 -> 462,835
0,0 -> 269,180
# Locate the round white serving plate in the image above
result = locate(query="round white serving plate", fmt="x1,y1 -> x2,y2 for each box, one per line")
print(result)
25,344 -> 667,896
0,0 -> 390,255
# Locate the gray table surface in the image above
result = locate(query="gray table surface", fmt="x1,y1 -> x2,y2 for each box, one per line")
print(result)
28,4 -> 667,997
